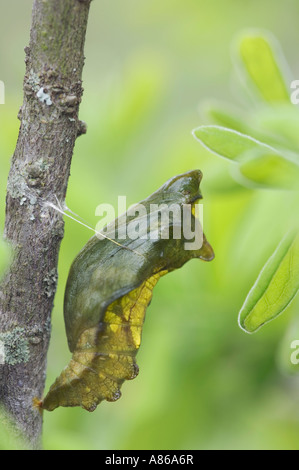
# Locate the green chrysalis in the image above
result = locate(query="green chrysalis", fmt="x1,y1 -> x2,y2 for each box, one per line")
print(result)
42,170 -> 214,412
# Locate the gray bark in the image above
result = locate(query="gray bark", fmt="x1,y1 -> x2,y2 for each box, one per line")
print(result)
0,0 -> 92,449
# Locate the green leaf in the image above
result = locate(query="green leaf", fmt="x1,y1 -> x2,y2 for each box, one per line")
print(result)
203,101 -> 299,152
192,125 -> 275,162
239,231 -> 299,333
202,101 -> 250,135
231,148 -> 299,190
236,31 -> 290,102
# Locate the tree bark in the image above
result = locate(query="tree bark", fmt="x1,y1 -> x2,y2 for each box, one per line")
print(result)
0,0 -> 92,449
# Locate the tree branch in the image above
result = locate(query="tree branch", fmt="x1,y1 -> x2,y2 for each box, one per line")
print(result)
0,0 -> 92,449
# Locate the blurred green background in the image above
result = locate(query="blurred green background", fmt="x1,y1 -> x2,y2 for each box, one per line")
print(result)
1,0 -> 299,450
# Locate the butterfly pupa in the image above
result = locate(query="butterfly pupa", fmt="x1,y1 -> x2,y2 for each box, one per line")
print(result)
42,170 -> 214,412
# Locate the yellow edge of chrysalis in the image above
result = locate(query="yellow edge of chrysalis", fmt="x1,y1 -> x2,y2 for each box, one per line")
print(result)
41,271 -> 167,412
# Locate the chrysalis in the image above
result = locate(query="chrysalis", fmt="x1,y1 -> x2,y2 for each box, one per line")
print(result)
42,170 -> 214,412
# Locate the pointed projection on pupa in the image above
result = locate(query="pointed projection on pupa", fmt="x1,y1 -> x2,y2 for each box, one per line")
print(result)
42,170 -> 214,412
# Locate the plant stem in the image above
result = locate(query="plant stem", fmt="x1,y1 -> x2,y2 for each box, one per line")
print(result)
0,0 -> 92,449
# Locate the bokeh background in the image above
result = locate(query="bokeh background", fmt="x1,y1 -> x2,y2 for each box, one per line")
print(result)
1,0 -> 299,450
